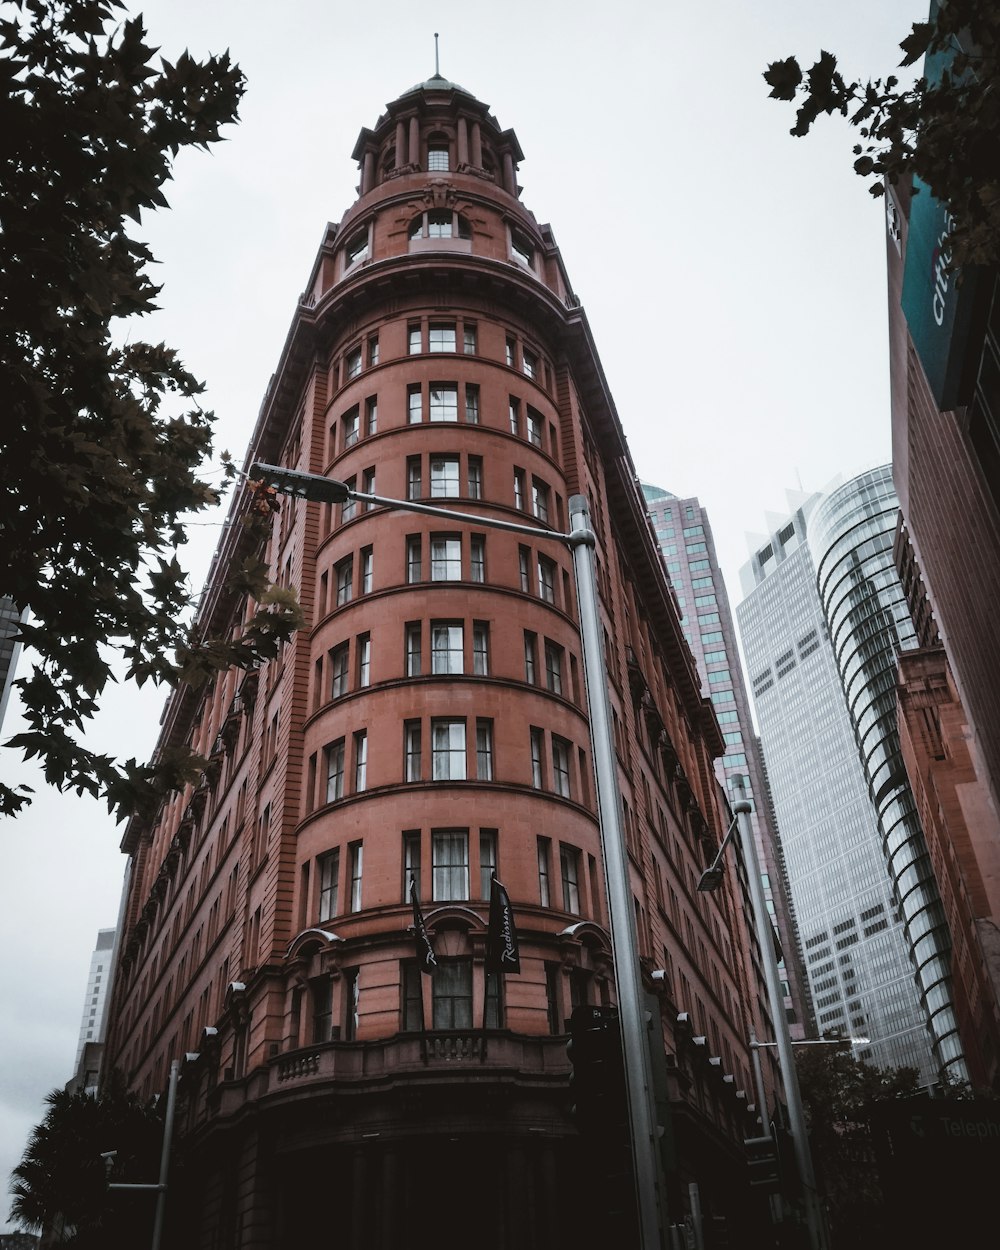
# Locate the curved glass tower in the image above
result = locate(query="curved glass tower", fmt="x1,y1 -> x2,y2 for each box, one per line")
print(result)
810,466 -> 966,1079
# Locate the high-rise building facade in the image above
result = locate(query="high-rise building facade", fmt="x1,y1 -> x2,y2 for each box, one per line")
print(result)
102,75 -> 774,1248
809,466 -> 965,1081
737,490 -> 937,1079
74,928 -> 115,1070
642,484 -> 812,1042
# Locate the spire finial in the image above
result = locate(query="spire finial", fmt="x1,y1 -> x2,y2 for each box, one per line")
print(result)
434,32 -> 440,77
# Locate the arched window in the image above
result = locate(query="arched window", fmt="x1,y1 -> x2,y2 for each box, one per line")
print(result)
409,211 -> 471,243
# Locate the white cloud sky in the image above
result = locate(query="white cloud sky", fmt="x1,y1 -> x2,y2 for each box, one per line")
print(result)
1,0 -> 922,1225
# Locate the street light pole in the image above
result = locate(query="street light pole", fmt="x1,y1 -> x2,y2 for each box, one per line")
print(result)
249,466 -> 667,1248
568,494 -> 665,1250
730,775 -> 828,1250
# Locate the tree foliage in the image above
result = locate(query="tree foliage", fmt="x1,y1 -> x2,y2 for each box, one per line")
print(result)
764,0 -> 1000,269
0,1 -> 302,821
8,1076 -> 163,1246
795,1046 -> 920,1250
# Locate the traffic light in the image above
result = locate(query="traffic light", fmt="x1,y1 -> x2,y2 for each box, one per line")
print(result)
744,1135 -> 780,1191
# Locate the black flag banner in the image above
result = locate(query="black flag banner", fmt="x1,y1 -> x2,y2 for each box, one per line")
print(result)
410,879 -> 437,973
485,874 -> 521,975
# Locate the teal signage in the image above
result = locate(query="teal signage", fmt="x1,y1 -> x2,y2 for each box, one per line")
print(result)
900,177 -> 978,410
899,3 -> 980,410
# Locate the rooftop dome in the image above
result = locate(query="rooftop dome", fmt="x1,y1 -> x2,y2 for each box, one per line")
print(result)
403,71 -> 474,97
641,482 -> 677,503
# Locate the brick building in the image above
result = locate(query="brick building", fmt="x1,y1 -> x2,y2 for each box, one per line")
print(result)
103,74 -> 776,1248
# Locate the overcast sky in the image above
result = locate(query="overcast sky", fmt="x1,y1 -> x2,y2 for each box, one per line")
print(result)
1,0 -> 923,1226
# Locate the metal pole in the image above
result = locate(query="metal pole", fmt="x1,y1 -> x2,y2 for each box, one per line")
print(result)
748,1030 -> 771,1139
732,776 -> 827,1250
568,494 -> 666,1250
151,1058 -> 180,1250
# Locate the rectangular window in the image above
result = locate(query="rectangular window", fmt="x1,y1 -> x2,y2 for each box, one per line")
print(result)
407,384 -> 422,423
522,348 -> 537,379
704,649 -> 728,665
319,849 -> 340,920
514,467 -> 525,510
343,967 -> 359,1041
465,383 -> 480,423
524,631 -> 538,683
480,829 -> 497,898
341,476 -> 358,523
428,323 -> 456,353
532,478 -> 550,523
345,348 -> 362,380
530,727 -> 544,788
357,632 -> 371,687
427,145 -> 450,172
432,719 -> 466,780
537,556 -> 556,604
354,731 -> 368,792
429,383 -> 458,422
331,642 -> 349,698
406,535 -> 422,583
552,737 -> 572,797
476,719 -> 494,781
470,536 -> 485,583
432,960 -> 472,1029
505,337 -> 516,368
403,830 -> 421,898
408,325 -> 422,355
433,830 -> 469,900
430,455 -> 461,497
473,622 -> 489,675
519,546 -> 531,592
467,456 -> 483,499
402,962 -> 423,1032
326,739 -> 345,802
365,396 -> 378,436
526,408 -> 543,447
537,837 -> 552,906
431,535 -> 462,580
404,721 -> 422,782
463,324 -> 477,354
361,466 -> 376,506
508,396 -> 520,435
312,978 -> 333,1044
405,622 -> 422,676
343,406 -> 360,448
360,546 -> 373,594
367,336 -> 379,367
407,456 -> 422,500
560,845 -> 581,914
544,641 -> 563,695
336,557 -> 353,606
432,621 -> 464,674
349,842 -> 363,912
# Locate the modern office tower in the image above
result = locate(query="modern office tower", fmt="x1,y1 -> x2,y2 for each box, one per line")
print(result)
642,484 -> 812,1042
737,490 -> 938,1079
74,928 -> 115,1070
102,74 -> 774,1247
809,466 -> 965,1081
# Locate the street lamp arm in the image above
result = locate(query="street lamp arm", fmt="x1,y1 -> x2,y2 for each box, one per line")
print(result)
250,462 -> 574,545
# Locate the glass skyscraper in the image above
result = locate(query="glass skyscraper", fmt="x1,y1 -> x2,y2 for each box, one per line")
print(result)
643,484 -> 812,1039
810,466 -> 965,1079
737,486 -> 938,1079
